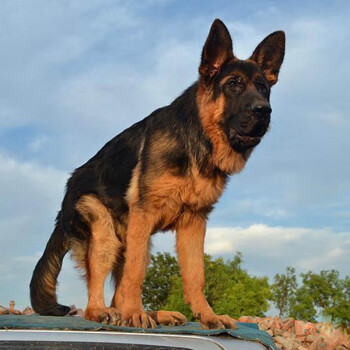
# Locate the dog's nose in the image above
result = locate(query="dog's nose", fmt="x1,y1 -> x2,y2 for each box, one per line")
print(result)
251,102 -> 272,118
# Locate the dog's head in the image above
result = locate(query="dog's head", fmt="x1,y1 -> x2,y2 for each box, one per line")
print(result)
198,19 -> 285,154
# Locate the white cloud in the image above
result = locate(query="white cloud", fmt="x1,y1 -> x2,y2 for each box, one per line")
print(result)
334,210 -> 350,219
0,152 -> 67,205
0,152 -> 68,246
28,135 -> 49,152
12,252 -> 42,264
150,223 -> 350,280
235,199 -> 291,219
206,224 -> 309,254
55,64 -> 144,130
0,103 -> 23,129
0,0 -> 143,129
0,152 -> 69,307
205,224 -> 350,277
320,111 -> 347,126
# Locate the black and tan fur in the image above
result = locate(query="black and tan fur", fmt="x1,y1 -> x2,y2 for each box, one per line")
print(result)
30,19 -> 285,329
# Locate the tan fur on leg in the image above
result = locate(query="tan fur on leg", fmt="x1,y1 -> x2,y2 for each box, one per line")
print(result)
119,209 -> 157,328
75,195 -> 122,324
176,212 -> 236,329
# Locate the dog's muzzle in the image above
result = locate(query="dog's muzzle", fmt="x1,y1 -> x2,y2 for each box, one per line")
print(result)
228,102 -> 272,151
248,102 -> 271,137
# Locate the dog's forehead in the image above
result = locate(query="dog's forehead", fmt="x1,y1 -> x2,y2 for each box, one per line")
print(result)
219,59 -> 261,80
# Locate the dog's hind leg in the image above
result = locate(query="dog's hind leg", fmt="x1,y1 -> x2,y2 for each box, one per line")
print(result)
75,195 -> 122,325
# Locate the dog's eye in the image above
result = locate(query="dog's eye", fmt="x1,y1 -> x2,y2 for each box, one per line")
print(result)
257,82 -> 268,95
227,76 -> 244,87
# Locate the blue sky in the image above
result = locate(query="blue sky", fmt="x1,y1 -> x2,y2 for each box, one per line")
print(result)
0,0 -> 349,311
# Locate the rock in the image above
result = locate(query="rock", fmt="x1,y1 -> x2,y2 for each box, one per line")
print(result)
310,335 -> 327,350
0,306 -> 9,315
282,318 -> 295,332
66,305 -> 85,317
7,300 -> 21,315
281,337 -> 299,350
327,328 -> 350,350
238,316 -> 258,323
74,308 -> 85,317
275,336 -> 286,346
237,315 -> 350,350
274,329 -> 285,337
22,307 -> 35,315
68,305 -> 78,315
306,334 -> 320,344
8,309 -> 21,315
295,345 -> 308,350
258,316 -> 272,331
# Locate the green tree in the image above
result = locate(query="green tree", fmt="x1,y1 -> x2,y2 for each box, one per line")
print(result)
301,270 -> 343,310
289,269 -> 350,327
143,252 -> 271,319
325,299 -> 350,329
320,273 -> 350,328
271,266 -> 297,318
289,285 -> 317,322
203,253 -> 271,318
142,252 -> 180,311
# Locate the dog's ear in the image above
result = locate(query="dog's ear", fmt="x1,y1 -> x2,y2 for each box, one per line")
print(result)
250,31 -> 285,87
199,19 -> 233,79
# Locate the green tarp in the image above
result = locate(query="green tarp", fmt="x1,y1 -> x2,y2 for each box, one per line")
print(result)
0,315 -> 279,350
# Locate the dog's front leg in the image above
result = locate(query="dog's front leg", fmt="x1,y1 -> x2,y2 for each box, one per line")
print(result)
119,209 -> 157,328
176,213 -> 237,330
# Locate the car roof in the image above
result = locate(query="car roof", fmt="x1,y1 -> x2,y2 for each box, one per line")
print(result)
0,329 -> 267,350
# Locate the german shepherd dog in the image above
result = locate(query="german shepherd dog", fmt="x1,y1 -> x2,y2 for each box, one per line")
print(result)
30,19 -> 285,329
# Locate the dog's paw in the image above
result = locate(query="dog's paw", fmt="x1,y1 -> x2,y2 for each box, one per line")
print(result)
121,309 -> 157,328
147,310 -> 187,326
217,314 -> 237,329
85,307 -> 121,325
198,312 -> 237,330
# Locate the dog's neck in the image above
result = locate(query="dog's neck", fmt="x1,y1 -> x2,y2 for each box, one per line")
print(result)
196,81 -> 251,174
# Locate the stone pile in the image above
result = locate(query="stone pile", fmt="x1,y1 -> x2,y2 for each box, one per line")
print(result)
238,316 -> 350,350
0,301 -> 84,317
0,301 -> 23,315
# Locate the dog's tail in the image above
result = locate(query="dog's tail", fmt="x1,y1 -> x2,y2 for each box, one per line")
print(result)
30,217 -> 70,316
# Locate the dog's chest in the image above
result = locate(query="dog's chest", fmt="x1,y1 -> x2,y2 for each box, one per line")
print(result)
149,169 -> 226,229
181,171 -> 226,208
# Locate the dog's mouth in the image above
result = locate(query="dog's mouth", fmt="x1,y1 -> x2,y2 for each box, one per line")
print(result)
229,127 -> 262,150
227,112 -> 270,152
